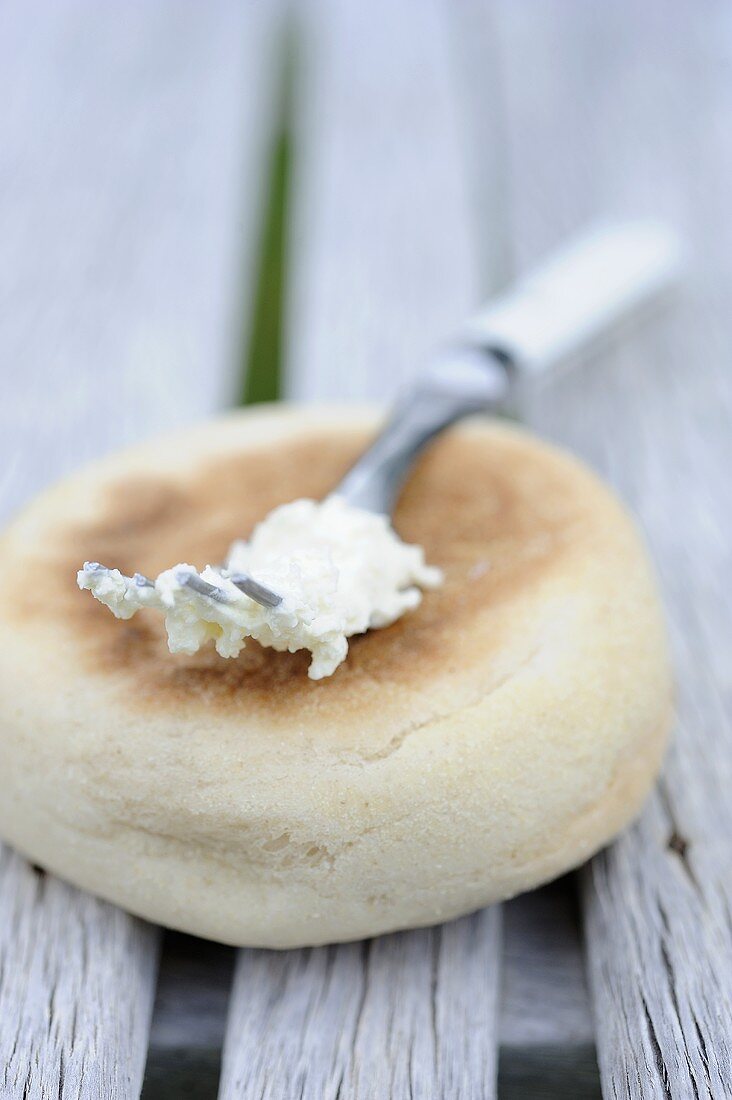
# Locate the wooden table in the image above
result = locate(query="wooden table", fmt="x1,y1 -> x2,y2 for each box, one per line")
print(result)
1,3 -> 731,1097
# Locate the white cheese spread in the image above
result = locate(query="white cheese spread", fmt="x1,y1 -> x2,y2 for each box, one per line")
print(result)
78,496 -> 442,679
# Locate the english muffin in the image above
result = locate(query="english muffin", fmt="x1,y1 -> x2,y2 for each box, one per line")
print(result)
0,406 -> 671,946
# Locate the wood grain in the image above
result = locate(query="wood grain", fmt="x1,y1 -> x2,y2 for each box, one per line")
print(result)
0,0 -> 281,517
0,849 -> 158,1100
285,0 -> 498,403
0,2 -> 281,1095
220,911 -> 501,1100
495,1 -> 732,1095
145,881 -> 594,1098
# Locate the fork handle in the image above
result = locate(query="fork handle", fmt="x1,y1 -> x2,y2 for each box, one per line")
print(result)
336,221 -> 682,515
334,349 -> 508,514
464,220 -> 681,381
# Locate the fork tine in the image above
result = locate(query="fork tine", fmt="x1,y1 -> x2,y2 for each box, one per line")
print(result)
228,572 -> 282,608
84,561 -> 156,588
175,568 -> 282,609
175,569 -> 230,604
84,561 -> 282,611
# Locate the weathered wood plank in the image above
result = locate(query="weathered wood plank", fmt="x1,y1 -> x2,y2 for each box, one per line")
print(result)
0,0 -> 281,516
285,0 -> 492,403
219,3 -> 503,1097
220,911 -> 501,1100
0,2 -> 281,1094
0,849 -> 158,1099
139,883 -> 597,1099
495,1 -> 732,1094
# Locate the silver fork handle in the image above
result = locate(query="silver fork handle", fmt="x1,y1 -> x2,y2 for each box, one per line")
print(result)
334,349 -> 508,514
335,220 -> 681,515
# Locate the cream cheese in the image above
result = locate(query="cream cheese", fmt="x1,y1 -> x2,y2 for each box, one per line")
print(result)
78,496 -> 442,679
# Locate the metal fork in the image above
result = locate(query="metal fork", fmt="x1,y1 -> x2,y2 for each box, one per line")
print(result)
83,222 -> 679,609
81,351 -> 501,608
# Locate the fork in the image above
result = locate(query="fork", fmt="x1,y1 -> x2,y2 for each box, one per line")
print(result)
82,221 -> 680,609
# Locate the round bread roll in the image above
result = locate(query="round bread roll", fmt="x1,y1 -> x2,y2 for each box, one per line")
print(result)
0,406 -> 671,947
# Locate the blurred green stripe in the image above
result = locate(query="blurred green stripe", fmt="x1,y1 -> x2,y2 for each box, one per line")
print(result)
239,26 -> 295,406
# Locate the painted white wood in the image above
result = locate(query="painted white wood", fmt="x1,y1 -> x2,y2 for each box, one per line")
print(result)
0,2 -> 281,1094
495,1 -> 732,1094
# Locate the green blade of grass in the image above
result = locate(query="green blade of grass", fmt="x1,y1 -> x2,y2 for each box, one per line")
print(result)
239,27 -> 295,406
